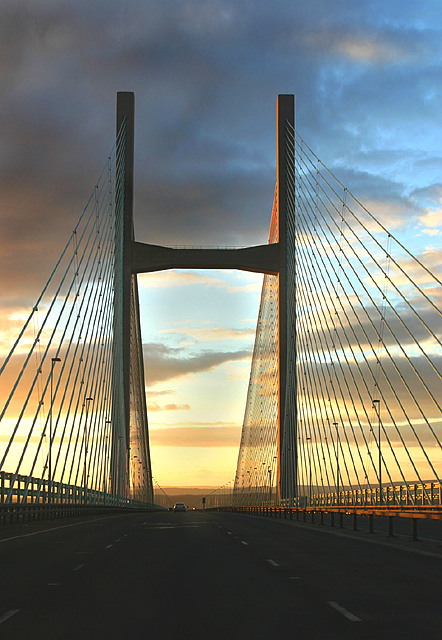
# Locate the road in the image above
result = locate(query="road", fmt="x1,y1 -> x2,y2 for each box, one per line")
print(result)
1,509 -> 441,639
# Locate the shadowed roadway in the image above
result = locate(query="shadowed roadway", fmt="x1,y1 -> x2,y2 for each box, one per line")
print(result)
1,510 -> 441,638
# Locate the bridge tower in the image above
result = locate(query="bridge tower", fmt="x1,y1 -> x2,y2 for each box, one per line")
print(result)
276,95 -> 296,503
115,92 -> 296,503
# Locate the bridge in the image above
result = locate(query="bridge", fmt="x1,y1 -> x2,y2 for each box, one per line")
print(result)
1,92 -> 442,636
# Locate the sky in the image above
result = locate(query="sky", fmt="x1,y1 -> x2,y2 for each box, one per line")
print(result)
1,0 -> 442,488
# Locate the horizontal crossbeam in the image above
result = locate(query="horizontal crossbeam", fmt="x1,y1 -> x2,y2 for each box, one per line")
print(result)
131,241 -> 280,275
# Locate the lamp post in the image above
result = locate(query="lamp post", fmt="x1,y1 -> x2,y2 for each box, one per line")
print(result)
306,437 -> 312,506
373,400 -> 382,504
268,466 -> 272,505
84,396 -> 93,505
333,422 -> 339,506
49,357 -> 61,505
117,436 -> 122,506
273,456 -> 277,505
104,420 -> 111,505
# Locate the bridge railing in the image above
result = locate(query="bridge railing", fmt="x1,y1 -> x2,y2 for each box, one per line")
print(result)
0,470 -> 152,509
284,483 -> 442,508
230,481 -> 442,509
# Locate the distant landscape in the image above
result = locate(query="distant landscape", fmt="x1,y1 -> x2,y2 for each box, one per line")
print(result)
154,487 -> 225,510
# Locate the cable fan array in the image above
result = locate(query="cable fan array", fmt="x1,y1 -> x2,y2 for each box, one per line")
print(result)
0,120 -> 153,506
235,120 -> 442,507
234,191 -> 279,505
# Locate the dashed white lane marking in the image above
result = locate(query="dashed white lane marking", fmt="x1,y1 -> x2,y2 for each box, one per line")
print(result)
241,541 -> 248,545
289,576 -> 301,580
115,539 -> 121,542
106,544 -> 113,548
0,609 -> 20,624
266,559 -> 279,567
73,563 -> 85,571
75,551 -> 92,555
226,531 -> 232,535
48,583 -> 61,586
327,601 -> 362,622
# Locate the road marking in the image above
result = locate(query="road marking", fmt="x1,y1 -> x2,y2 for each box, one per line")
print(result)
143,525 -> 199,530
48,583 -> 61,586
73,564 -> 85,571
106,544 -> 113,548
226,531 -> 232,535
266,559 -> 279,566
289,576 -> 301,580
115,539 -> 121,542
0,514 -> 129,544
241,541 -> 248,545
327,601 -> 362,622
74,551 -> 92,555
0,609 -> 20,625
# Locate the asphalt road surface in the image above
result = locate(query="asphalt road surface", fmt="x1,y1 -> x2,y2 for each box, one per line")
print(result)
1,510 -> 441,639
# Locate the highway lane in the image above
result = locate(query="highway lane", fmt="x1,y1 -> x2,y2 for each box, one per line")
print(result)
0,510 -> 441,638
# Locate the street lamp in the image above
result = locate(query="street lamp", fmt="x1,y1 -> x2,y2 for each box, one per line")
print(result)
49,357 -> 61,505
268,466 -> 272,505
333,422 -> 339,506
273,456 -> 277,505
306,437 -> 312,506
117,436 -> 122,506
84,397 -> 93,505
373,400 -> 382,504
104,420 -> 111,505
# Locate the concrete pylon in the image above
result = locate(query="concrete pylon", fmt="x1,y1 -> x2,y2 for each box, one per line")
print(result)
115,92 -> 295,503
276,95 -> 295,502
116,92 -> 134,445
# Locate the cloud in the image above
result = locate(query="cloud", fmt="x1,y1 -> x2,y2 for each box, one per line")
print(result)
138,270 -> 262,293
1,0 -> 441,314
161,326 -> 256,342
304,30 -> 409,64
149,424 -> 241,447
148,402 -> 190,412
146,388 -> 176,398
143,342 -> 251,385
419,208 -> 442,230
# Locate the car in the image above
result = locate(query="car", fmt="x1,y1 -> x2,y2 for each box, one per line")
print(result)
173,502 -> 187,512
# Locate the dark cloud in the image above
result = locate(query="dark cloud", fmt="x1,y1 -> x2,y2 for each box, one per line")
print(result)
1,0 -> 442,305
143,342 -> 251,385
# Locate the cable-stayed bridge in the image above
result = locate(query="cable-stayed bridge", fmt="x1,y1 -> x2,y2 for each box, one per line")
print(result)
1,92 -> 442,523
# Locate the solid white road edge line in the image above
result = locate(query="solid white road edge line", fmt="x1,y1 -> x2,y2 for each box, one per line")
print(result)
0,610 -> 20,624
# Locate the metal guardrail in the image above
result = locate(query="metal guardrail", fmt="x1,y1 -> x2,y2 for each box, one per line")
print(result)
222,504 -> 442,542
0,471 -> 152,512
230,482 -> 442,510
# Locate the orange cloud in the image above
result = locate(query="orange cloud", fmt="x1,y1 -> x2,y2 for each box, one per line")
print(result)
148,402 -> 190,412
149,425 -> 241,447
